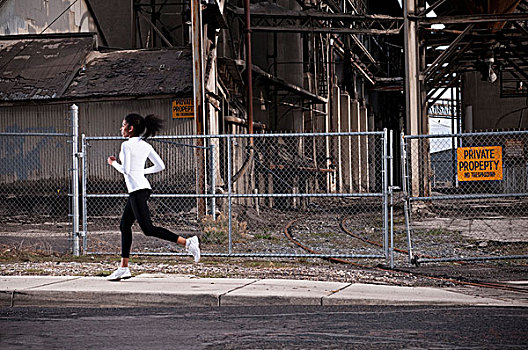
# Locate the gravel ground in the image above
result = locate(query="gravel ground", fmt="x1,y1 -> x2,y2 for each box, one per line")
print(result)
0,245 -> 427,286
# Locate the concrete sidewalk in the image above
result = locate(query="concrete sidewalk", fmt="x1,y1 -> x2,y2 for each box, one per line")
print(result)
1,274 -> 526,308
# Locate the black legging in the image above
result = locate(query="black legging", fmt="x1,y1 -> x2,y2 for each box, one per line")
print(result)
120,188 -> 180,258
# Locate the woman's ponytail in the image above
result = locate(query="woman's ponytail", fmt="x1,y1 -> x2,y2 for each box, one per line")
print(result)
143,114 -> 163,139
124,113 -> 163,139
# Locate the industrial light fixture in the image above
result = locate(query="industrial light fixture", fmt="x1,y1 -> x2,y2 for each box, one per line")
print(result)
485,57 -> 497,84
259,91 -> 266,111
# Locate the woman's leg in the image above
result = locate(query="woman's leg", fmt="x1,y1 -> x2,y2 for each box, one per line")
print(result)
129,189 -> 185,246
120,196 -> 136,263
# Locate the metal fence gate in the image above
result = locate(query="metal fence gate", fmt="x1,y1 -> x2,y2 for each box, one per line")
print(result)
81,131 -> 391,260
0,106 -> 77,254
402,130 -> 528,264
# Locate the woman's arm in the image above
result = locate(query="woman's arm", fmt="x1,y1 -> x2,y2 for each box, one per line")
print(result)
108,143 -> 129,174
110,158 -> 124,174
144,148 -> 165,174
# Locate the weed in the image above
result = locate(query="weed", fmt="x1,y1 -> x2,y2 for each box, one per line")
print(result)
201,213 -> 249,244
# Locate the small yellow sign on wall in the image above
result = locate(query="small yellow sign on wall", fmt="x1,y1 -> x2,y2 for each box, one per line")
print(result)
172,98 -> 194,119
457,146 -> 502,181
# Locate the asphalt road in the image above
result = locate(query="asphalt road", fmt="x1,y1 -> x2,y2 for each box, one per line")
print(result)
1,305 -> 526,349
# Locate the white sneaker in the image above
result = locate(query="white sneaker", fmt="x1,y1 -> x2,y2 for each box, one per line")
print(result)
107,267 -> 132,281
185,236 -> 201,263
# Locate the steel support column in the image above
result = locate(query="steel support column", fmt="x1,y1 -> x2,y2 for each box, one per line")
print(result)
192,0 -> 206,218
404,0 -> 419,136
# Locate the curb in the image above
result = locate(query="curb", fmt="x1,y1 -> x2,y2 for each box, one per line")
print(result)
1,275 -> 526,308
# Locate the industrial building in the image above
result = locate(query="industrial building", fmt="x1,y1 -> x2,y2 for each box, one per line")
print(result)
1,0 -> 528,194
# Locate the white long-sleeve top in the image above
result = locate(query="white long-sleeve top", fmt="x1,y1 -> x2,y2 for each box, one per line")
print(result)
111,137 -> 165,193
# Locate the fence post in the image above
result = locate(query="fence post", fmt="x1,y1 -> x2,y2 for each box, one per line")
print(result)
382,128 -> 389,260
210,143 -> 216,220
70,104 -> 80,256
389,130 -> 395,268
400,132 -> 414,264
81,134 -> 87,253
227,136 -> 233,254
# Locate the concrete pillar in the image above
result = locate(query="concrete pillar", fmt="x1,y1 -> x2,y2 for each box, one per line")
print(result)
350,98 -> 361,192
340,93 -> 352,192
404,0 -> 421,197
464,105 -> 473,132
326,96 -> 335,193
276,0 -> 303,132
332,85 -> 342,191
368,110 -> 376,192
359,103 -> 369,192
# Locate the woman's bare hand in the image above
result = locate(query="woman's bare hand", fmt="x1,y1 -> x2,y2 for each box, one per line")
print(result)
107,156 -> 117,165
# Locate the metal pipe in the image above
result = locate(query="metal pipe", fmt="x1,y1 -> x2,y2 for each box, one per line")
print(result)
417,255 -> 528,263
401,132 -> 414,263
86,192 -> 385,199
227,136 -> 233,254
389,130 -> 394,268
70,104 -> 80,256
244,0 -> 254,139
81,134 -> 87,253
409,192 -> 528,201
405,129 -> 528,139
86,252 -> 387,259
85,131 -> 386,141
210,144 -> 216,220
382,128 -> 389,259
191,0 -> 206,218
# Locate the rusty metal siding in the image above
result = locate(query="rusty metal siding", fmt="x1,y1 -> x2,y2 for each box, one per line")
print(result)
0,98 -> 195,135
77,98 -> 195,136
0,103 -> 71,184
0,104 -> 71,134
0,98 -> 195,187
78,98 -> 195,190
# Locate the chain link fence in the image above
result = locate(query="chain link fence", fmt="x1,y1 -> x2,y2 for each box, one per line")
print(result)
402,131 -> 528,264
82,131 -> 390,259
0,131 -> 73,253
3,114 -> 525,267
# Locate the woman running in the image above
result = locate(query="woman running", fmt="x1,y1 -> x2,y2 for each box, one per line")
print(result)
107,113 -> 200,281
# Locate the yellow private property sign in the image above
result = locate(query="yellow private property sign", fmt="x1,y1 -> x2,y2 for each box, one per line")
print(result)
457,146 -> 503,181
172,98 -> 194,119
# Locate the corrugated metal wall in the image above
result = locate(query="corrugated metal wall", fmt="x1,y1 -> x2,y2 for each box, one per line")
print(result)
77,98 -> 195,137
0,97 -> 196,186
78,98 -> 195,190
0,97 -> 194,135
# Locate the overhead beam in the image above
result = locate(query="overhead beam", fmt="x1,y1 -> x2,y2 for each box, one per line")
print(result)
503,54 -> 528,82
427,41 -> 472,89
416,13 -> 528,25
227,6 -> 404,34
427,78 -> 459,105
423,24 -> 474,80
137,11 -> 173,47
419,0 -> 448,17
248,26 -> 400,35
511,20 -> 528,37
229,7 -> 403,22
